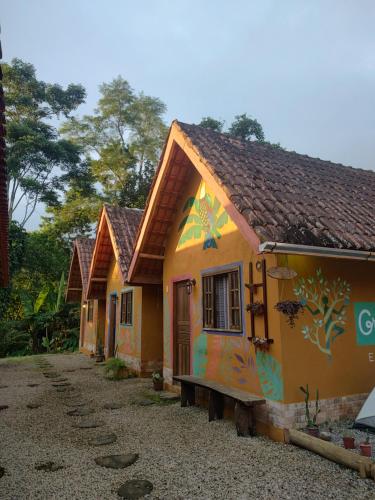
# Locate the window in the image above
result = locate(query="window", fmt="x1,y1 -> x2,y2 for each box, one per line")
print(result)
120,291 -> 133,325
202,268 -> 241,332
87,300 -> 94,322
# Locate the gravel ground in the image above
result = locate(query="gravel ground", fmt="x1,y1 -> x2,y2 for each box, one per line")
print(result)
0,353 -> 374,500
320,419 -> 375,458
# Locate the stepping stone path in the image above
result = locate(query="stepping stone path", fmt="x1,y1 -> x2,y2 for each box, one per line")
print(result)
27,383 -> 39,387
35,461 -> 64,472
118,480 -> 153,499
43,373 -> 60,378
63,400 -> 88,407
138,399 -> 154,406
0,466 -> 4,478
159,392 -> 180,402
94,453 -> 138,469
79,367 -> 93,370
0,385 -> 8,389
26,401 -> 40,409
72,420 -> 104,429
103,402 -> 123,410
52,382 -> 71,387
56,386 -> 75,392
0,405 -> 9,411
89,433 -> 117,446
51,377 -> 68,382
66,407 -> 93,417
65,369 -> 77,372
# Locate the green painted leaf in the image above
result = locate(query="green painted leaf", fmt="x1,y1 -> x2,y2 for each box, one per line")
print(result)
256,351 -> 284,401
216,210 -> 228,229
193,334 -> 208,377
213,197 -> 220,214
205,193 -> 213,208
178,214 -> 201,231
183,197 -> 195,212
178,224 -> 203,247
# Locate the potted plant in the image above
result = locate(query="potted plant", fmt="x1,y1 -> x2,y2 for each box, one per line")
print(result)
95,338 -> 105,363
104,357 -> 128,380
342,431 -> 355,449
152,371 -> 164,391
247,302 -> 264,316
359,435 -> 372,457
275,301 -> 304,328
300,384 -> 320,437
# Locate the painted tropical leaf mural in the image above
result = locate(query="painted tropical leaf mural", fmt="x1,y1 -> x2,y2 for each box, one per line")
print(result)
178,182 -> 229,250
193,333 -> 208,377
256,351 -> 284,401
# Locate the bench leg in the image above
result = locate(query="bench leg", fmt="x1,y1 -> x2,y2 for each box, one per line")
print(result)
181,382 -> 195,407
234,402 -> 255,437
208,390 -> 224,422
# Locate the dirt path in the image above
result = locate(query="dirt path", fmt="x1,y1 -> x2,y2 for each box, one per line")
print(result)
0,353 -> 374,499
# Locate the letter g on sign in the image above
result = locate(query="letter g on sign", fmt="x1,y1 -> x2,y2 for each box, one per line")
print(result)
355,303 -> 375,346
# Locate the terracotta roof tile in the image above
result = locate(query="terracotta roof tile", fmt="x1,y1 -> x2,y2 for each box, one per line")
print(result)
177,122 -> 375,251
104,205 -> 144,280
75,238 -> 95,295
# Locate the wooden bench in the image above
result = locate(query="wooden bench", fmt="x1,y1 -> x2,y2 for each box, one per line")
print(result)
173,375 -> 266,437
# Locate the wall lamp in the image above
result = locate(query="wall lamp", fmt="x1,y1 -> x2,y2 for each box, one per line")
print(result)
186,278 -> 196,295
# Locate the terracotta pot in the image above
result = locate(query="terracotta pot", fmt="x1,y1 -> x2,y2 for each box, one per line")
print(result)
153,379 -> 164,391
306,426 -> 320,438
95,354 -> 105,363
360,443 -> 372,457
343,436 -> 355,449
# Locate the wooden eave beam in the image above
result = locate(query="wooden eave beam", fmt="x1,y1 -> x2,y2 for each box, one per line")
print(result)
139,253 -> 164,260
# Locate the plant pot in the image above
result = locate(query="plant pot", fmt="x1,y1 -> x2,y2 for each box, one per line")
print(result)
343,436 -> 355,449
95,354 -> 105,363
360,443 -> 372,457
306,426 -> 320,438
153,379 -> 164,391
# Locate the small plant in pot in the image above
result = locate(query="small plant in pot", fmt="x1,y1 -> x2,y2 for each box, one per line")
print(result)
300,384 -> 320,437
360,435 -> 372,457
275,300 -> 304,328
342,430 -> 355,449
104,357 -> 128,380
247,301 -> 264,316
152,371 -> 164,391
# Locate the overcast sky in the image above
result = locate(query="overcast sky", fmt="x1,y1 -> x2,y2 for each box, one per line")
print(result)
3,0 -> 375,229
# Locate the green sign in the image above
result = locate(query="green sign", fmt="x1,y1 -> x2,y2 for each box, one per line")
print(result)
354,302 -> 375,346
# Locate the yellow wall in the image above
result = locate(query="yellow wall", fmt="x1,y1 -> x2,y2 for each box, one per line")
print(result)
104,254 -> 163,375
80,299 -> 99,355
163,168 -> 282,403
278,254 -> 375,403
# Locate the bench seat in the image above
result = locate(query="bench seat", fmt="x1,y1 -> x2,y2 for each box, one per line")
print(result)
173,375 -> 266,436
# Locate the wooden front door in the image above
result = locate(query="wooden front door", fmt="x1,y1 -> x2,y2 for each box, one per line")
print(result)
108,295 -> 117,357
173,281 -> 191,376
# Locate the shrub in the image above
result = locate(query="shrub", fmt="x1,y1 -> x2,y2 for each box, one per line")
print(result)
104,357 -> 134,380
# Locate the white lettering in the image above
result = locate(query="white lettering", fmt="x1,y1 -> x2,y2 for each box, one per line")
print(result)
369,353 -> 374,363
358,309 -> 375,336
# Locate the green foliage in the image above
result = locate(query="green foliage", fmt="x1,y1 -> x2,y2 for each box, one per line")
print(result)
0,320 -> 31,357
256,351 -> 284,401
104,357 -> 132,380
300,384 -> 321,427
228,113 -> 265,142
199,116 -> 224,133
4,58 -> 85,226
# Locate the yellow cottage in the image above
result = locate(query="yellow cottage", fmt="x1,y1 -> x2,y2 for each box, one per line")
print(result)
128,120 -> 375,440
66,238 -> 101,355
87,204 -> 163,376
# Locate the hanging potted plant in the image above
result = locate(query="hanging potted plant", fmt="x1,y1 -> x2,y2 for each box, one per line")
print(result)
275,301 -> 304,328
152,371 -> 164,391
247,301 -> 264,316
342,431 -> 355,449
359,435 -> 372,457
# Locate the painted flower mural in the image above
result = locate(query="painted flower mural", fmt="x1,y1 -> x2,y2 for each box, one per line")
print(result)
178,183 -> 229,250
294,268 -> 351,358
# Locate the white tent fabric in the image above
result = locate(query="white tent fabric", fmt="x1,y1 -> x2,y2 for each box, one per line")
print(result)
354,387 -> 375,432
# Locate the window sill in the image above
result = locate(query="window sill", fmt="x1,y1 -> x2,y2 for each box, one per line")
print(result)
120,323 -> 133,327
203,328 -> 243,337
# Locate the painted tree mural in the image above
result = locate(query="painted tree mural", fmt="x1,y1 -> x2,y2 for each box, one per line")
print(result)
256,351 -> 284,401
294,268 -> 351,358
178,183 -> 228,250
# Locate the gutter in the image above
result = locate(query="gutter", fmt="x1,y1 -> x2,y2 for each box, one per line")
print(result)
259,241 -> 375,262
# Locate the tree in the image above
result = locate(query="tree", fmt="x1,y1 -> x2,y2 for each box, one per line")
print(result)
198,116 -> 224,133
61,76 -> 167,208
228,113 -> 265,142
4,59 -> 86,226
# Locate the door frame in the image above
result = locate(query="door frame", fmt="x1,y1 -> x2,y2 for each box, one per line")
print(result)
172,275 -> 193,376
107,292 -> 117,358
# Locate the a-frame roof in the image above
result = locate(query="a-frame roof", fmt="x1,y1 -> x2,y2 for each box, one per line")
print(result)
66,238 -> 95,302
128,120 -> 375,284
87,205 -> 143,299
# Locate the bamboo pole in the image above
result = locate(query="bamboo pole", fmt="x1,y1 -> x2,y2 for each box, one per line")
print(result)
284,429 -> 374,479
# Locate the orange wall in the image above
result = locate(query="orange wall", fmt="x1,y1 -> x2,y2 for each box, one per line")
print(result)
278,254 -> 375,403
163,168 -> 283,402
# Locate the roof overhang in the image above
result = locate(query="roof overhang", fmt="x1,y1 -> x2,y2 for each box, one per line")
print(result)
66,244 -> 83,302
259,241 -> 375,261
86,206 -> 125,300
127,121 -> 261,284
